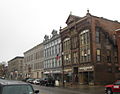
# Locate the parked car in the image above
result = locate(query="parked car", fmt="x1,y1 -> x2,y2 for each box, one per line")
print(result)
26,78 -> 35,84
40,77 -> 55,86
33,79 -> 41,85
22,78 -> 30,82
0,79 -> 39,94
105,80 -> 120,94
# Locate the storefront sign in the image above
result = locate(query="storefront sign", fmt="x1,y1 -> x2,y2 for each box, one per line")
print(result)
43,71 -> 50,74
64,69 -> 72,72
44,70 -> 62,74
79,66 -> 94,72
52,70 -> 61,73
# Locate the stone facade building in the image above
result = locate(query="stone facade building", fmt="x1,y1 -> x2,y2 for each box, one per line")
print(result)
60,11 -> 120,86
0,63 -> 8,78
0,64 -> 4,77
43,30 -> 62,81
24,43 -> 44,78
8,56 -> 24,80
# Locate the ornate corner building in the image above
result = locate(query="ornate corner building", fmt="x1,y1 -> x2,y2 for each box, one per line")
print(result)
60,11 -> 120,85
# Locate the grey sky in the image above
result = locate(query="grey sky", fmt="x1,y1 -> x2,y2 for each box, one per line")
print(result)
0,0 -> 120,62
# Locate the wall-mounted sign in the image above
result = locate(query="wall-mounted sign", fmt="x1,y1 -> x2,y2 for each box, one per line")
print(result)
79,66 -> 94,72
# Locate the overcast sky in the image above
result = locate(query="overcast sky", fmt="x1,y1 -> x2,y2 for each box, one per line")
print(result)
0,0 -> 120,62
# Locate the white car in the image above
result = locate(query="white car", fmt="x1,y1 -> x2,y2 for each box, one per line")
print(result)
33,79 -> 40,85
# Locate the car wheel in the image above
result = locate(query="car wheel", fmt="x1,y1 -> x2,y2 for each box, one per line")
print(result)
107,89 -> 112,94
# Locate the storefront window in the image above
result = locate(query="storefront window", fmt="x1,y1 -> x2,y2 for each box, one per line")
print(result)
64,73 -> 72,82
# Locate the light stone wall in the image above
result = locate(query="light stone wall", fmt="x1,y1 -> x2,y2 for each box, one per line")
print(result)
23,43 -> 44,78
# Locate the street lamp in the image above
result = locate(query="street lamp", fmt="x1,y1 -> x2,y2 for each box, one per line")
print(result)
61,52 -> 65,87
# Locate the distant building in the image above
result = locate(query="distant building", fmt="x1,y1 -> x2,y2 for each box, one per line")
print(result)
8,56 -> 24,80
60,11 -> 120,86
0,64 -> 4,77
24,43 -> 44,78
43,30 -> 62,81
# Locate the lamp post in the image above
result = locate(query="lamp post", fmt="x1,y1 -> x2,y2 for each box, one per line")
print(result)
62,52 -> 65,87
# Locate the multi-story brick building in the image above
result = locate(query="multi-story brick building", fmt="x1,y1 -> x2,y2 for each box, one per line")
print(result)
60,11 -> 120,86
8,56 -> 24,80
115,29 -> 120,71
24,43 -> 44,79
43,30 -> 62,81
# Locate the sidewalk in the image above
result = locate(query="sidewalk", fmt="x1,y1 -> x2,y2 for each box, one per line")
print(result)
61,82 -> 104,89
58,84 -> 105,94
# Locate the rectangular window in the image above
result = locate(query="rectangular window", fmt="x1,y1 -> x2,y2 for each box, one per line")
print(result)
73,52 -> 78,64
79,29 -> 91,63
107,50 -> 111,63
96,27 -> 100,43
96,49 -> 101,62
72,37 -> 77,49
114,51 -> 118,63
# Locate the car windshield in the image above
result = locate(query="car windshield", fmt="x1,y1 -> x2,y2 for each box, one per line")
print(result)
2,85 -> 34,94
114,81 -> 120,85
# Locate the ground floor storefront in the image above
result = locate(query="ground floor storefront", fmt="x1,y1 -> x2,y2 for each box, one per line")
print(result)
79,66 -> 94,85
32,70 -> 43,78
43,68 -> 62,81
63,66 -> 94,87
62,64 -> 120,87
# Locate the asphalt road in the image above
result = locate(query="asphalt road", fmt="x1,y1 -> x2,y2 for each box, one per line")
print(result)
33,85 -> 105,94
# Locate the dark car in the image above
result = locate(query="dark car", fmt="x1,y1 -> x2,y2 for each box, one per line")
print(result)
0,79 -> 39,94
40,77 -> 55,86
105,80 -> 120,94
22,78 -> 30,82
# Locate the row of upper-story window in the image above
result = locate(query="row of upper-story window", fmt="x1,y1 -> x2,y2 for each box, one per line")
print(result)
44,38 -> 61,49
63,30 -> 90,51
63,49 -> 118,65
24,64 -> 33,71
34,61 -> 43,70
63,27 -> 115,50
63,28 -> 118,64
9,60 -> 23,68
44,44 -> 61,58
44,57 -> 62,69
96,49 -> 118,63
24,50 -> 43,63
24,62 -> 42,71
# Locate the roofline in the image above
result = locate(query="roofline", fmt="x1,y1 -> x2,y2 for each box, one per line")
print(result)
60,13 -> 120,33
24,42 -> 43,54
91,15 -> 120,24
8,56 -> 24,63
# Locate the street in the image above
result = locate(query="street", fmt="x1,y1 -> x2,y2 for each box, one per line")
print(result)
33,85 -> 105,94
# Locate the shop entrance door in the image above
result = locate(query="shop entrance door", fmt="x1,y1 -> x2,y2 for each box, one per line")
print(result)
84,72 -> 89,84
83,72 -> 94,84
73,67 -> 78,82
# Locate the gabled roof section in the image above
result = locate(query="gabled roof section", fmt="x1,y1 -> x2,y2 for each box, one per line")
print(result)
66,14 -> 81,25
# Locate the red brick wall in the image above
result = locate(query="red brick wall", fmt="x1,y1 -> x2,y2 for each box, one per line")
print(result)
116,30 -> 120,66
